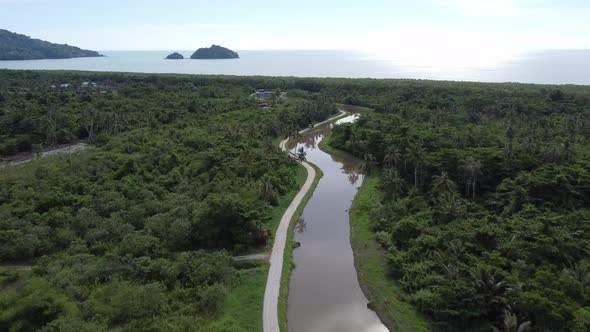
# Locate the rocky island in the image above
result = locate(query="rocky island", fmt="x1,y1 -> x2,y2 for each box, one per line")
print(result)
0,29 -> 103,60
165,52 -> 184,60
190,45 -> 239,59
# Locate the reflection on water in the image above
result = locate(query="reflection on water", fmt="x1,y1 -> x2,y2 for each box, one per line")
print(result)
287,113 -> 388,332
296,218 -> 307,234
348,173 -> 360,185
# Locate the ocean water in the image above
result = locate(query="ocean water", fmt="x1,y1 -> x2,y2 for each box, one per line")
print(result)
1,49 -> 589,85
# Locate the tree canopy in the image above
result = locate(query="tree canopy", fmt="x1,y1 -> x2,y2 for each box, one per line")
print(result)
328,78 -> 590,331
0,70 -> 335,330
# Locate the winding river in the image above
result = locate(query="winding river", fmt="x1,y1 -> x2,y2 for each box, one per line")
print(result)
286,114 -> 388,332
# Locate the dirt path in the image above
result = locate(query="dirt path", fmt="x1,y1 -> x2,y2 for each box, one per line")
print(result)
0,265 -> 32,271
0,143 -> 92,169
233,253 -> 270,261
263,109 -> 349,332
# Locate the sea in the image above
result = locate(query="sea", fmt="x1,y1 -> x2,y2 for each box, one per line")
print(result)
1,50 -> 589,85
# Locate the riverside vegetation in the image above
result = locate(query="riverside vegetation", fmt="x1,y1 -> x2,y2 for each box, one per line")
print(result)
0,70 -> 336,331
328,81 -> 590,331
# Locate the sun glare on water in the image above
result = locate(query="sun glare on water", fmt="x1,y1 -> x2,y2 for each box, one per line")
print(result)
359,29 -> 531,69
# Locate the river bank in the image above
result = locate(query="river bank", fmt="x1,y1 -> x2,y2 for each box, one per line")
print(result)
285,114 -> 387,332
278,162 -> 323,331
265,109 -> 346,332
319,136 -> 430,332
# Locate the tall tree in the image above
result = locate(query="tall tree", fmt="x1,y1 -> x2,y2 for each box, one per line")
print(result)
435,191 -> 464,221
406,143 -> 429,189
383,145 -> 402,169
506,125 -> 515,158
460,158 -> 483,199
382,168 -> 404,200
431,171 -> 457,195
80,108 -> 98,144
363,153 -> 377,175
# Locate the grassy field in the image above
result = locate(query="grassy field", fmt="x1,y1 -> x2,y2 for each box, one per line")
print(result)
320,134 -> 431,331
278,162 -> 323,332
213,261 -> 270,331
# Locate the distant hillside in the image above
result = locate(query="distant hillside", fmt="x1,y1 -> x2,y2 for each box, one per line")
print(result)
0,29 -> 103,60
191,45 -> 239,59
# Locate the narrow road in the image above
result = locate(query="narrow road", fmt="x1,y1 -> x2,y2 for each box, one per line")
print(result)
0,265 -> 32,271
263,110 -> 348,332
0,143 -> 92,169
233,253 -> 270,261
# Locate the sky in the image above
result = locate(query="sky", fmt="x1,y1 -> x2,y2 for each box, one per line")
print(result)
1,0 -> 590,66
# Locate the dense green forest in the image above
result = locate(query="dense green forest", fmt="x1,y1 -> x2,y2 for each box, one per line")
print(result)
0,70 -> 335,331
329,80 -> 590,330
3,69 -> 590,331
0,29 -> 102,61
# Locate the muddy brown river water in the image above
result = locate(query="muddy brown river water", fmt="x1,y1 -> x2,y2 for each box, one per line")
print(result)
286,114 -> 388,332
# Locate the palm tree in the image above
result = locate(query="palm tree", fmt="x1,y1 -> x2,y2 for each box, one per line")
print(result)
460,158 -> 483,199
470,267 -> 508,309
347,131 -> 363,156
286,124 -> 301,141
433,240 -> 465,279
383,145 -> 402,169
562,139 -> 573,161
431,171 -> 457,194
435,191 -> 464,221
80,108 -> 98,143
566,114 -> 578,146
506,125 -> 515,158
258,177 -> 277,205
382,168 -> 404,200
492,308 -> 531,332
271,88 -> 280,105
296,147 -> 307,162
406,143 -> 429,189
362,153 -> 377,175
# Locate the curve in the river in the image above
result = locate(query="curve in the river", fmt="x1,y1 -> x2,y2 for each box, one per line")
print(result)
263,110 -> 349,332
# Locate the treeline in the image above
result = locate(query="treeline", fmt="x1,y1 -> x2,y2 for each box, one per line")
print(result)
0,70 -> 337,157
329,81 -> 590,330
0,70 -> 336,330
